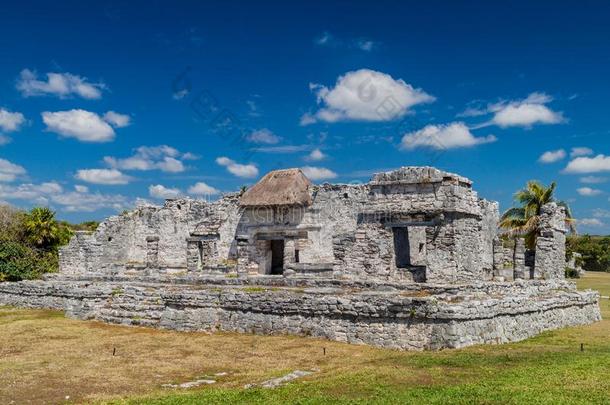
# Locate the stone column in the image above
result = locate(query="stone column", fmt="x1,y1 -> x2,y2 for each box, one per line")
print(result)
186,238 -> 200,272
283,238 -> 296,266
146,236 -> 159,268
534,203 -> 567,280
236,237 -> 250,274
513,238 -> 526,280
492,238 -> 503,277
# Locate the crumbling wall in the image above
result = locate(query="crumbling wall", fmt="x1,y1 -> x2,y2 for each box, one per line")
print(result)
332,223 -> 396,280
58,231 -> 101,274
534,203 -> 567,280
60,197 -> 241,275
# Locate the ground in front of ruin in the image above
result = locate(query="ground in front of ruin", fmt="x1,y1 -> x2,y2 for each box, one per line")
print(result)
1,273 -> 609,405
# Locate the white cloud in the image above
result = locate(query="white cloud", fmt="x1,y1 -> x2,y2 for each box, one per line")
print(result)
51,191 -> 129,212
156,157 -> 185,173
42,110 -> 116,142
580,176 -> 607,184
172,89 -> 189,100
0,135 -> 11,146
299,113 -> 317,126
356,40 -> 376,51
301,166 -> 338,181
314,32 -> 378,51
593,208 -> 610,218
577,187 -> 602,197
0,180 -> 134,212
0,158 -> 26,182
149,184 -> 182,199
17,69 -> 105,99
188,182 -> 220,196
305,148 -> 326,161
315,32 -> 333,45
104,145 -> 191,173
75,168 -> 132,185
491,93 -> 564,128
400,122 -> 496,150
571,147 -> 593,158
216,157 -> 259,178
0,108 -> 26,132
246,128 -> 281,144
103,111 -> 131,128
579,218 -> 604,227
538,149 -> 566,163
252,145 -> 310,153
462,92 -> 564,128
74,185 -> 89,193
305,69 -> 434,123
564,155 -> 610,173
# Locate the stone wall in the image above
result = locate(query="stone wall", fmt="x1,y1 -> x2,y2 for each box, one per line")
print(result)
0,277 -> 600,351
58,167 -> 504,285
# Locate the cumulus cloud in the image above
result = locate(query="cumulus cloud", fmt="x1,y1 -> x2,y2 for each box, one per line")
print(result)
188,182 -> 220,196
463,92 -> 564,128
75,168 -> 132,185
0,181 -> 131,212
104,145 -> 193,173
0,108 -> 26,132
17,69 -> 105,99
400,122 -> 496,150
103,111 -> 131,128
577,187 -> 603,197
0,158 -> 26,182
216,157 -> 259,178
571,147 -> 593,158
564,154 -> 610,173
304,69 -> 434,124
149,184 -> 182,199
580,176 -> 607,184
301,166 -> 338,181
148,181 -> 220,201
74,185 -> 89,193
538,149 -> 566,163
578,218 -> 604,227
246,128 -> 281,144
305,148 -> 327,161
0,135 -> 11,146
42,109 -> 119,142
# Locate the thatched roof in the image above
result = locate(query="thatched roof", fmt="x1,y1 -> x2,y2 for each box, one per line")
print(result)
240,168 -> 313,207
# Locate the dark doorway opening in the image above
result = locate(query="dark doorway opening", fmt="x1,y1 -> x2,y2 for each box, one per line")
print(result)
270,239 -> 285,275
393,227 -> 411,268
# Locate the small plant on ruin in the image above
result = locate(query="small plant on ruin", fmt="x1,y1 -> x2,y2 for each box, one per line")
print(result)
500,181 -> 575,249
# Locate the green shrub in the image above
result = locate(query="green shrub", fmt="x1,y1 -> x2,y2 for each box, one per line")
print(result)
567,235 -> 610,272
565,267 -> 580,279
0,240 -> 40,281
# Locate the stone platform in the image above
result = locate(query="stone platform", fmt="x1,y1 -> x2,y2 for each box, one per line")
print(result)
0,274 -> 600,350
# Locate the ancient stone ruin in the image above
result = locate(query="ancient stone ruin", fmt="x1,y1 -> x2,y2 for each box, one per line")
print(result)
0,167 -> 601,350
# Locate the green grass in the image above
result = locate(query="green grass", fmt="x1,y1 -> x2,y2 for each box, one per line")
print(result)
113,274 -> 610,405
1,273 -> 609,404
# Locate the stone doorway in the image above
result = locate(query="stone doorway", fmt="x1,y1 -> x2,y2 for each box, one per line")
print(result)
270,239 -> 285,275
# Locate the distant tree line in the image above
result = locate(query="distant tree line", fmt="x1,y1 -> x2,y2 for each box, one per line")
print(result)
0,206 -> 99,281
567,235 -> 610,273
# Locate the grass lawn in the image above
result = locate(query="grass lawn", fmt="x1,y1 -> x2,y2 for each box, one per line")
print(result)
1,273 -> 609,405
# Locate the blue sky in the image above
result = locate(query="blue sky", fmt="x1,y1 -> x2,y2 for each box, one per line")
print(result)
1,1 -> 610,233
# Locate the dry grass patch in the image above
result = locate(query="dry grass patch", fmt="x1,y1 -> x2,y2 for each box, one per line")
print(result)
0,272 -> 608,404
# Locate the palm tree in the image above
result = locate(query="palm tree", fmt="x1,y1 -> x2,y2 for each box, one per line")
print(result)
21,207 -> 64,249
500,180 -> 575,249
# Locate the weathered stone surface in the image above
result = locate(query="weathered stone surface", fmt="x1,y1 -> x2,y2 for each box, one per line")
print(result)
0,166 -> 602,351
